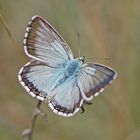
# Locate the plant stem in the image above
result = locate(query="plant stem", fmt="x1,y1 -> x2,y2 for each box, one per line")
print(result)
22,100 -> 42,140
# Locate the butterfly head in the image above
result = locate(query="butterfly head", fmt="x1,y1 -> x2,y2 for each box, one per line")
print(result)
78,56 -> 85,64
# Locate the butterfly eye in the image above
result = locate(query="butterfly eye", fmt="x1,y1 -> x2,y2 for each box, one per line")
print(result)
79,56 -> 85,63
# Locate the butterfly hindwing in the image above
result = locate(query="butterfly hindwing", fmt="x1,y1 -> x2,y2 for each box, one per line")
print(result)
24,15 -> 73,67
48,78 -> 83,117
18,60 -> 64,100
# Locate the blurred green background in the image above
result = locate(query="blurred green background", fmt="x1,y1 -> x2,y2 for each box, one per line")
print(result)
0,0 -> 140,140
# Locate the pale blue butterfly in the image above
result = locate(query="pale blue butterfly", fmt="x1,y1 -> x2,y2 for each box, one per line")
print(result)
18,15 -> 117,117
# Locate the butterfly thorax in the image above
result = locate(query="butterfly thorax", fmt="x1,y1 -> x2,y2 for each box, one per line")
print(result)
63,59 -> 82,79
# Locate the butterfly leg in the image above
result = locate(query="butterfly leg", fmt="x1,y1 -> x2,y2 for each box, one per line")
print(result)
83,100 -> 93,105
80,101 -> 93,114
80,105 -> 85,113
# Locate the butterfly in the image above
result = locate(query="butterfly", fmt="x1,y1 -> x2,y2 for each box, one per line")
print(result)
18,15 -> 117,117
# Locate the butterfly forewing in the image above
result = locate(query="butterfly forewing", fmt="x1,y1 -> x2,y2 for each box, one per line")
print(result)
24,15 -> 73,67
77,63 -> 117,100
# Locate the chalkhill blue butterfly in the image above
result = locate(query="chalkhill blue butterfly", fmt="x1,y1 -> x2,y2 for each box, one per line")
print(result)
18,15 -> 117,117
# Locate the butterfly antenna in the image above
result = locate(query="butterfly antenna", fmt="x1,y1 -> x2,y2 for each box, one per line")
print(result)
86,57 -> 111,61
105,57 -> 111,60
77,32 -> 80,57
